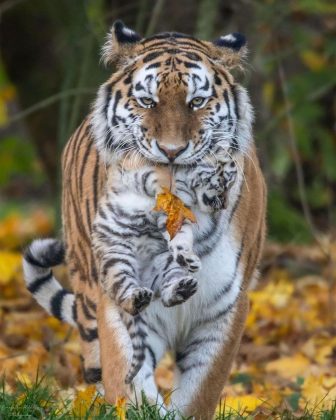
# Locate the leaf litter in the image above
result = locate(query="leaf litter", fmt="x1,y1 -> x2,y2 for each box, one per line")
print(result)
0,208 -> 336,417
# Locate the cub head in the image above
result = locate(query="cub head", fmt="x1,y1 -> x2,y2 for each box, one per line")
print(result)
92,20 -> 253,165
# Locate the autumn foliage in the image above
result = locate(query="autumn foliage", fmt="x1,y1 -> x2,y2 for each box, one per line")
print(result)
153,187 -> 196,239
1,210 -> 336,417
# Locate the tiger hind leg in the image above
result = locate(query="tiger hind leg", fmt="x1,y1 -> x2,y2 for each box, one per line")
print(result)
73,283 -> 102,385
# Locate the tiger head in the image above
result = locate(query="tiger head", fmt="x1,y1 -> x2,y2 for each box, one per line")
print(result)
92,20 -> 253,165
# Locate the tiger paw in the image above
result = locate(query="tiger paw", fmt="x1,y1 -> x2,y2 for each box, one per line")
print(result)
161,276 -> 198,307
120,287 -> 153,315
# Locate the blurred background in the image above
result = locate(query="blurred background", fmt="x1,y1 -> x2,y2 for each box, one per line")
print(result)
1,1 -> 336,414
1,0 -> 335,244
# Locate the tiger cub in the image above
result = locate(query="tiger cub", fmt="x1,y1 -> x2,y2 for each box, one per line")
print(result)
92,152 -> 237,383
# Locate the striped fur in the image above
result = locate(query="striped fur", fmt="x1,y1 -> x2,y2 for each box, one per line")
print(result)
23,21 -> 266,419
92,153 -> 237,383
23,239 -> 76,326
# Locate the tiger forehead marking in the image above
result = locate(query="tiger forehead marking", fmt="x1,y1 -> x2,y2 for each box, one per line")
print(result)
92,23 -> 252,166
133,56 -> 213,101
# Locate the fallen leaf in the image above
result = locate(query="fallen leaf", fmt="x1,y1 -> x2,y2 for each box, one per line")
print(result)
153,187 -> 196,239
265,353 -> 310,379
300,375 -> 336,410
0,251 -> 22,284
219,395 -> 263,414
72,385 -> 98,417
115,396 -> 126,420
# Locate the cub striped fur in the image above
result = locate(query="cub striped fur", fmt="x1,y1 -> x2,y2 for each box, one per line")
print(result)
92,153 -> 237,383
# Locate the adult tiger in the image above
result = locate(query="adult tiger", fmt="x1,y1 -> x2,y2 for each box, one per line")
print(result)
23,21 -> 266,419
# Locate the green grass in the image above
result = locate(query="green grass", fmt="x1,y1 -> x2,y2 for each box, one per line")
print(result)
1,378 -> 335,420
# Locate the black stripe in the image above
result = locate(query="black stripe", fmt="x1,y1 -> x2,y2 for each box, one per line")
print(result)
27,271 -> 53,294
184,51 -> 203,61
228,179 -> 243,225
201,302 -> 236,325
176,337 -> 220,362
144,32 -> 194,42
83,367 -> 102,384
145,345 -> 157,369
141,43 -> 211,61
85,294 -> 97,312
143,51 -> 163,62
90,253 -> 98,284
111,277 -> 128,296
210,279 -> 235,305
223,90 -> 231,122
78,322 -> 98,342
66,120 -> 87,174
218,68 -> 233,88
142,170 -> 153,196
183,61 -> 201,69
111,90 -> 122,127
24,250 -> 46,268
79,141 -> 93,199
77,239 -> 91,287
179,362 -> 207,374
77,294 -> 96,320
102,258 -> 135,276
72,300 -> 78,322
51,289 -> 70,320
103,84 -> 112,119
231,84 -> 240,120
68,187 -> 91,245
86,199 -> 92,231
145,62 -> 161,69
24,241 -> 64,269
142,37 -> 210,54
92,153 -> 100,214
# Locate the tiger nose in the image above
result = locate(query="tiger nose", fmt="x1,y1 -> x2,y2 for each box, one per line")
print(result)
157,143 -> 187,161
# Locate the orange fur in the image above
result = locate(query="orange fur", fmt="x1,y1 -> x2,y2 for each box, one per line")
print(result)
59,25 -> 266,417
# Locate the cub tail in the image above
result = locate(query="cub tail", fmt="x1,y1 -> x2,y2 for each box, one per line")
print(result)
123,313 -> 147,384
23,238 -> 76,327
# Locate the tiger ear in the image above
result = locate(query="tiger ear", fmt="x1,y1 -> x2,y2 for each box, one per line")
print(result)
210,33 -> 247,68
101,20 -> 142,66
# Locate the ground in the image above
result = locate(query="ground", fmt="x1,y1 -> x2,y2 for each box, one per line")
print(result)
0,208 -> 336,419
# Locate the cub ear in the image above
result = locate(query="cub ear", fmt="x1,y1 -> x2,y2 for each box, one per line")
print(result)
210,32 -> 247,68
102,20 -> 142,66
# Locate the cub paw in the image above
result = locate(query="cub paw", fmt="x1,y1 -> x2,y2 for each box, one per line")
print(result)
169,242 -> 201,273
161,276 -> 198,307
120,287 -> 153,315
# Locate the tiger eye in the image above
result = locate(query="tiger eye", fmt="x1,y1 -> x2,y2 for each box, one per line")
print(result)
190,97 -> 205,107
141,97 -> 155,107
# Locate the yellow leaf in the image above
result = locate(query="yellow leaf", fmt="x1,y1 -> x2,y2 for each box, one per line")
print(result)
0,251 -> 22,284
300,374 -> 336,410
153,187 -> 196,239
301,51 -> 327,72
115,396 -> 126,420
72,385 -> 97,417
218,395 -> 263,414
16,372 -> 32,387
265,353 -> 310,379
